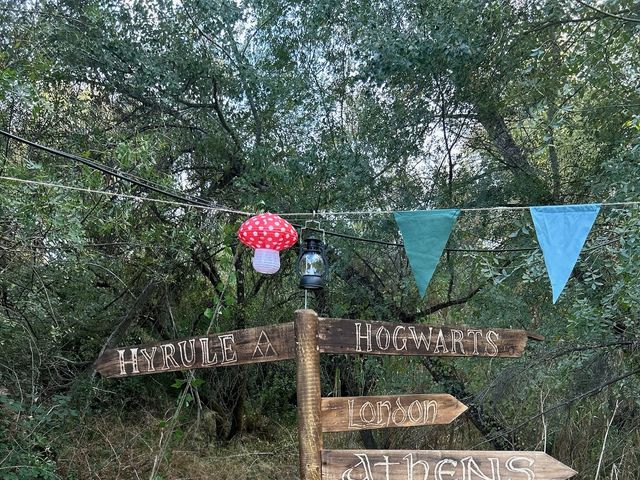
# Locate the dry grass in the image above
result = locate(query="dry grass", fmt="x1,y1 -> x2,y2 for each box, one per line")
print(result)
56,412 -> 299,480
52,399 -> 639,479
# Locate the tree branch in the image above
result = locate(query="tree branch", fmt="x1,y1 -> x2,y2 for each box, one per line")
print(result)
470,367 -> 640,449
575,0 -> 640,23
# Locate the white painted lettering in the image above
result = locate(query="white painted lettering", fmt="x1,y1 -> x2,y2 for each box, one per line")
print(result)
161,344 -> 180,370
355,323 -> 373,352
391,397 -> 407,425
348,399 -> 363,428
140,347 -> 157,372
219,334 -> 237,364
376,326 -> 391,351
424,400 -> 438,424
485,331 -> 499,357
467,330 -> 483,355
360,402 -> 376,424
342,454 -> 375,480
377,401 -> 392,427
393,326 -> 408,351
506,456 -> 535,480
407,400 -> 423,423
117,348 -> 139,375
404,453 -> 430,480
462,456 -> 498,480
435,459 -> 458,479
408,326 -> 433,351
199,337 -> 218,366
374,455 -> 400,479
178,339 -> 196,367
434,329 -> 449,354
451,329 -> 465,354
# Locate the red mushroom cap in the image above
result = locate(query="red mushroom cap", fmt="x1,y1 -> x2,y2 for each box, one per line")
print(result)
237,213 -> 298,251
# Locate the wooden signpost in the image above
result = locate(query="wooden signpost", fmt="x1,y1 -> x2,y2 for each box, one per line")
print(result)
94,323 -> 294,377
318,318 -> 534,358
94,309 -> 576,480
321,394 -> 467,433
321,450 -> 578,480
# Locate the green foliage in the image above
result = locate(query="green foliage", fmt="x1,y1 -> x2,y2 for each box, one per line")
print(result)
0,0 -> 639,477
0,393 -> 78,479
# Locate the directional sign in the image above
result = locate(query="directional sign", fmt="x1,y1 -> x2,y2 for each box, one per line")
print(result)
94,323 -> 294,377
319,318 -> 537,358
321,394 -> 467,433
322,450 -> 577,480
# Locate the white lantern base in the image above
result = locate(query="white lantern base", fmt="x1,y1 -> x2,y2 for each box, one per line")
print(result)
252,248 -> 281,274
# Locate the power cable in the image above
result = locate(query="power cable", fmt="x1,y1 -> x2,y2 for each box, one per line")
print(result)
292,224 -> 537,252
0,129 -> 250,213
0,130 -> 635,253
2,129 -> 639,217
0,175 -> 220,212
0,174 -> 625,254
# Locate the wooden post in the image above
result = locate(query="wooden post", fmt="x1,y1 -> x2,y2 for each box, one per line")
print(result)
295,309 -> 322,480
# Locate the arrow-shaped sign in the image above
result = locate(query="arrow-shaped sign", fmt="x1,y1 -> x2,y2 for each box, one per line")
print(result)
95,316 -> 542,378
318,318 -> 540,358
321,394 -> 467,433
94,323 -> 294,377
322,450 -> 577,480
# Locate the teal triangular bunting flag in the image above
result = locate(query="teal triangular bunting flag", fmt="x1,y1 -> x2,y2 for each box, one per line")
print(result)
394,210 -> 460,297
530,204 -> 601,303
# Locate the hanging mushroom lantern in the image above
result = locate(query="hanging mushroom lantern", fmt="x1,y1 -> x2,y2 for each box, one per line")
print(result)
237,213 -> 298,274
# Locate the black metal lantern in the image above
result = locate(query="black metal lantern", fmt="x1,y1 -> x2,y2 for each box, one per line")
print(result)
297,236 -> 328,290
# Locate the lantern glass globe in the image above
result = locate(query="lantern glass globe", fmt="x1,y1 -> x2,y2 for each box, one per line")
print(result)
299,251 -> 325,276
252,248 -> 280,274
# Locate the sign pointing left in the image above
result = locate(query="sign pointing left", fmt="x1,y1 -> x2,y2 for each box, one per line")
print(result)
94,323 -> 295,377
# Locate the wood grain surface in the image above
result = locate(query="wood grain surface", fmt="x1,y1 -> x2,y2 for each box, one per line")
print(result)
295,310 -> 323,480
322,449 -> 577,480
94,322 -> 294,377
318,318 -> 532,358
321,394 -> 467,432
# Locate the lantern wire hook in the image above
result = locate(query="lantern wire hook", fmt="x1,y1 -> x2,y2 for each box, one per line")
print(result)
303,219 -> 326,243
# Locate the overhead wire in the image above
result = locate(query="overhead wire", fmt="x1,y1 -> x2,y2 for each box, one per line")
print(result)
0,175 -> 222,212
0,174 -> 541,252
0,129 -> 251,214
278,201 -> 640,217
0,130 -> 636,253
3,129 -> 640,217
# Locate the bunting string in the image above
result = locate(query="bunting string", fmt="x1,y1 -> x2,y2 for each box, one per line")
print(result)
1,126 -> 640,303
2,173 -> 638,218
277,202 -> 640,217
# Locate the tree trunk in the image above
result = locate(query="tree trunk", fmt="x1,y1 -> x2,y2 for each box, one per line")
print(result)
476,108 -> 533,175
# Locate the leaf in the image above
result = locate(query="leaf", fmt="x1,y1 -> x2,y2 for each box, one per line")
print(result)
171,379 -> 186,389
190,378 -> 205,388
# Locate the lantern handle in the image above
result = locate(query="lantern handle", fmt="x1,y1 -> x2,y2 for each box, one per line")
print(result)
303,220 -> 326,243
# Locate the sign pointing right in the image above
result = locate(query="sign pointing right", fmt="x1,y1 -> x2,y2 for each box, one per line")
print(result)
321,394 -> 467,433
322,450 -> 577,480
